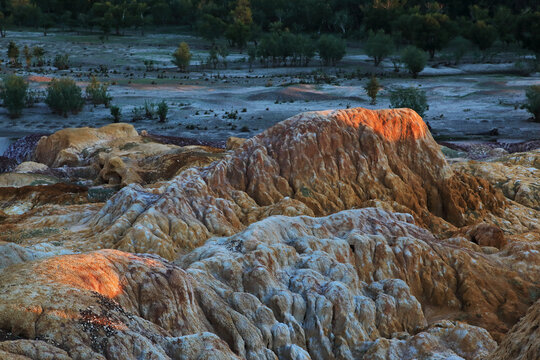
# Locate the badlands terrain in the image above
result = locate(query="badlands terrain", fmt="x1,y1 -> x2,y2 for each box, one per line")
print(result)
0,107 -> 538,359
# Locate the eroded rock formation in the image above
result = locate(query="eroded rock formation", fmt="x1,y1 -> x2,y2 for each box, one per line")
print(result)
0,108 -> 538,359
41,108 -> 535,259
453,150 -> 540,210
2,209 -> 519,359
491,298 -> 540,360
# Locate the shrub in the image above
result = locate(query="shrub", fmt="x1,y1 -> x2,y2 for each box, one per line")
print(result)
172,42 -> 192,72
389,87 -> 429,117
401,46 -> 428,78
53,54 -> 70,70
33,46 -> 45,66
0,74 -> 28,118
45,78 -> 84,117
131,106 -> 144,121
364,76 -> 380,105
523,85 -> 540,122
318,35 -> 346,66
447,36 -> 472,64
7,41 -> 19,66
143,60 -> 155,71
365,30 -> 394,66
218,45 -> 230,68
86,77 -> 112,107
144,100 -> 156,119
156,100 -> 168,122
110,105 -> 121,123
23,45 -> 32,67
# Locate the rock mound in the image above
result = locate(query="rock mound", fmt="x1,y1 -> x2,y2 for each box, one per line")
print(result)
78,108 -> 514,258
34,123 -> 139,167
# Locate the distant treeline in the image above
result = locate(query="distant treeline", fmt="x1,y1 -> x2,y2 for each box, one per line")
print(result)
0,0 -> 539,56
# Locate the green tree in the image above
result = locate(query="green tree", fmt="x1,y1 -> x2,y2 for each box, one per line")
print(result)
225,21 -> 251,51
523,85 -> 540,122
0,75 -> 28,118
493,6 -> 516,46
415,13 -> 456,59
45,78 -> 85,117
110,105 -> 121,123
233,0 -> 253,25
208,46 -> 220,69
111,3 -> 129,35
40,13 -> 54,36
226,0 -> 253,51
466,21 -> 497,51
365,30 -> 394,66
151,1 -> 171,25
23,45 -> 32,68
396,13 -> 457,59
364,76 -> 380,105
401,46 -> 428,78
197,14 -> 226,44
157,100 -> 168,122
53,54 -> 70,70
101,11 -> 113,40
447,36 -> 472,64
389,87 -> 429,117
299,34 -> 316,66
33,46 -> 45,67
516,12 -> 540,59
128,1 -> 150,36
318,34 -> 346,66
172,42 -> 192,72
218,45 -> 230,68
8,41 -> 19,66
86,77 -> 112,107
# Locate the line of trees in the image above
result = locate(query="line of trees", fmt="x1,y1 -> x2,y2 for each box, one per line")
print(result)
0,1 -> 538,58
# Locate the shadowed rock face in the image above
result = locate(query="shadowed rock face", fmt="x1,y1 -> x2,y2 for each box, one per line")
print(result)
0,108 -> 539,359
491,298 -> 540,360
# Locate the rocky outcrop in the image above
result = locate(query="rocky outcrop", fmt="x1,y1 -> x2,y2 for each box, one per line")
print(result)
62,108 -> 538,259
34,123 -> 139,167
28,123 -> 226,187
13,161 -> 49,174
226,136 -> 247,150
491,299 -> 540,360
0,182 -> 88,217
453,150 -> 540,210
0,249 -> 240,360
456,223 -> 508,249
1,209 -> 516,360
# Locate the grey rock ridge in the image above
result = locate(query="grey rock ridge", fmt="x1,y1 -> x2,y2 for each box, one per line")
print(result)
0,108 -> 538,359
